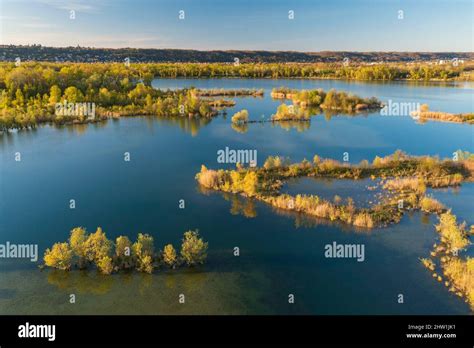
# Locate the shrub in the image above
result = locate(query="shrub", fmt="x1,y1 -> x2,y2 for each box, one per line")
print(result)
83,227 -> 112,263
420,257 -> 436,271
181,230 -> 208,266
115,236 -> 132,258
115,235 -> 132,269
97,256 -> 114,275
383,177 -> 426,194
44,242 -> 73,270
443,257 -> 474,309
314,202 -> 335,218
137,255 -> 154,274
242,171 -> 259,196
231,109 -> 249,124
313,155 -> 321,165
319,159 -> 340,171
133,233 -> 154,258
163,244 -> 178,267
420,196 -> 444,213
69,227 -> 88,267
435,211 -> 470,252
264,156 -> 275,170
353,212 -> 374,228
133,233 -> 155,273
197,167 -> 220,189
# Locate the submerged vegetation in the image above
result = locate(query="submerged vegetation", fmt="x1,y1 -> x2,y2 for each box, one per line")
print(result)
227,88 -> 383,129
231,109 -> 249,124
197,150 -> 474,308
196,150 -> 473,228
420,212 -> 473,310
271,104 -> 311,121
271,87 -> 382,112
43,227 -> 208,274
411,104 -> 474,124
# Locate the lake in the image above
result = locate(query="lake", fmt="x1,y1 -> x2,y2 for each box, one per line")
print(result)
0,78 -> 472,314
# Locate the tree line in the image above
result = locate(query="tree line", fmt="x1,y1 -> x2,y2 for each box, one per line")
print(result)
43,227 -> 208,274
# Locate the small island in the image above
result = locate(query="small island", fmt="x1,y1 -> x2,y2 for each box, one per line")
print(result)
271,87 -> 383,112
42,227 -> 208,274
410,104 -> 474,124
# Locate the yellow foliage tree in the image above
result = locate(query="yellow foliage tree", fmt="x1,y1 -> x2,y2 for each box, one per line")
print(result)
163,244 -> 178,267
242,171 -> 258,196
97,256 -> 114,275
44,242 -> 73,270
133,233 -> 155,273
83,227 -> 112,263
69,227 -> 88,267
180,230 -> 208,266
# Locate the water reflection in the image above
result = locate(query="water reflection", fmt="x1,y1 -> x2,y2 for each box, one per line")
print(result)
272,120 -> 310,132
47,270 -> 115,295
231,122 -> 248,134
223,193 -> 257,218
155,115 -> 214,136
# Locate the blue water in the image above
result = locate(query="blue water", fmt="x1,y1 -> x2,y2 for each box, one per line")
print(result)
0,78 -> 472,314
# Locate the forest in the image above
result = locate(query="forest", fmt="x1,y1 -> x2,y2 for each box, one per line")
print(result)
0,62 -> 219,130
2,45 -> 473,63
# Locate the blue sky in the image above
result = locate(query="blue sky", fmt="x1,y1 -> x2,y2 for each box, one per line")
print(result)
1,0 -> 472,51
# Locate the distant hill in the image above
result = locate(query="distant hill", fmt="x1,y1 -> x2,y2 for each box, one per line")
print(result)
0,45 -> 473,63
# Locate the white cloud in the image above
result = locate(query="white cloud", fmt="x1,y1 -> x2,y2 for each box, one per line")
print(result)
35,0 -> 103,13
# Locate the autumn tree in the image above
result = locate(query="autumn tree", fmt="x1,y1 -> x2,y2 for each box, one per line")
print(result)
63,86 -> 84,103
83,227 -> 112,264
115,235 -> 132,269
231,109 -> 249,124
69,227 -> 88,268
180,230 -> 208,266
49,85 -> 62,104
242,171 -> 258,196
133,233 -> 155,273
97,256 -> 114,275
44,242 -> 73,270
162,244 -> 178,268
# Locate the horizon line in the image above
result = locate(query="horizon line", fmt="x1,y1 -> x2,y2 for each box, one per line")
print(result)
1,44 -> 473,54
